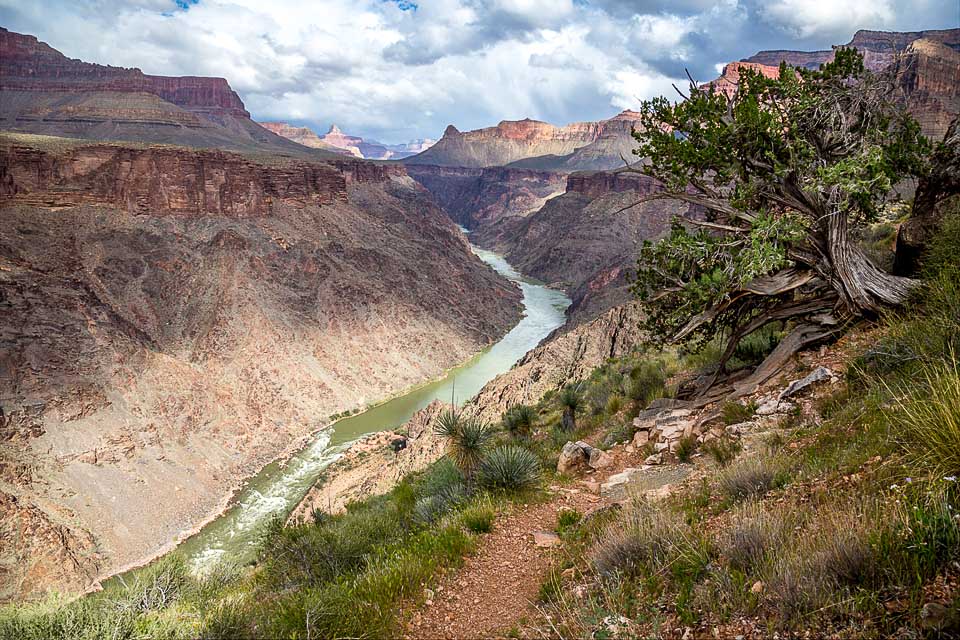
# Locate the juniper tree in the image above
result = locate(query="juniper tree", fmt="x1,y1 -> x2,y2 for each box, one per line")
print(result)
629,48 -> 931,399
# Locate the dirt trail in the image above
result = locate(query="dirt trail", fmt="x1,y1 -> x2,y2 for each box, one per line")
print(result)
404,488 -> 603,639
402,439 -> 688,639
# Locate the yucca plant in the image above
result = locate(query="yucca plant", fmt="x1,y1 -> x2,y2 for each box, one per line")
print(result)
434,409 -> 494,483
559,385 -> 582,431
479,445 -> 541,491
502,404 -> 537,437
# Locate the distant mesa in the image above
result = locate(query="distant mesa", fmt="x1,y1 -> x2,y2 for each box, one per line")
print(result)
260,121 -> 436,160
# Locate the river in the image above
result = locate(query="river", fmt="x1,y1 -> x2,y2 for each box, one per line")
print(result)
175,241 -> 571,571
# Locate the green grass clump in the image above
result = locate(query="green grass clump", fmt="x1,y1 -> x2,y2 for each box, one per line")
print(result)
718,456 -> 787,503
479,445 -> 541,491
460,501 -> 496,534
894,362 -> 960,477
703,437 -> 742,467
721,400 -> 757,425
675,435 -> 698,463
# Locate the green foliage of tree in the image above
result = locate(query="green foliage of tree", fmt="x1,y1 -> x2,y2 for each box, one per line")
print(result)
629,48 -> 932,392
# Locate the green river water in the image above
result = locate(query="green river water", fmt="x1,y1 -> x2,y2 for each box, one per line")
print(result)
173,243 -> 571,571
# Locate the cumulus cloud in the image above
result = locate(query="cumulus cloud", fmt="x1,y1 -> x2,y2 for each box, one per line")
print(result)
0,0 -> 954,143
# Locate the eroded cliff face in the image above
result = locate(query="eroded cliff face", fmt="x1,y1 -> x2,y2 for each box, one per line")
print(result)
475,170 -> 688,325
717,29 -> 960,140
404,164 -> 566,229
0,137 -> 522,601
743,28 -> 960,71
405,112 -> 641,169
0,29 -> 326,155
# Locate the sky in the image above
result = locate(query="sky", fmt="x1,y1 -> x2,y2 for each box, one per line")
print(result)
1,1 -> 957,144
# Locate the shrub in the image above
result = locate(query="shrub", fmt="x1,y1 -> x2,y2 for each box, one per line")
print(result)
703,437 -> 742,467
502,404 -> 537,437
559,386 -> 582,431
719,456 -> 785,502
412,481 -> 469,525
721,502 -> 792,572
625,360 -> 669,406
592,500 -> 709,581
721,400 -> 757,425
675,435 -> 697,463
479,445 -> 541,491
557,508 -> 582,532
605,394 -> 623,415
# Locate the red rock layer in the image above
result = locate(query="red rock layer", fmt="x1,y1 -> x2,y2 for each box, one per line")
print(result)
705,61 -> 781,98
0,28 -> 249,119
0,143 -> 405,216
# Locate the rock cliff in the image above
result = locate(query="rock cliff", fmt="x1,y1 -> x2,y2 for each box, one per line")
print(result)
0,28 -> 326,155
743,28 -> 960,71
475,170 -> 688,325
0,134 -> 522,601
404,164 -> 566,229
257,122 -> 349,154
405,112 -> 642,169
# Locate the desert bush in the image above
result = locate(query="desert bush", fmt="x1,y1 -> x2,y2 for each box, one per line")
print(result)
719,456 -> 785,502
502,404 -> 537,437
460,501 -> 495,534
559,385 -> 582,431
625,359 -> 670,407
592,500 -> 709,581
605,394 -> 623,415
721,400 -> 757,425
721,502 -> 793,573
479,445 -> 541,491
703,437 -> 742,467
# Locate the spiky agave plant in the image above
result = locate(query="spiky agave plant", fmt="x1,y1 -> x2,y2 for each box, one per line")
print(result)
479,445 -> 541,491
433,409 -> 494,483
559,385 -> 582,432
502,404 -> 537,437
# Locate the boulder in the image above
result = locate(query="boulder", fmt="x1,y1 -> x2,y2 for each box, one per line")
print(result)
557,440 -> 602,474
632,429 -> 649,447
587,448 -> 613,470
644,453 -> 663,465
779,366 -> 834,400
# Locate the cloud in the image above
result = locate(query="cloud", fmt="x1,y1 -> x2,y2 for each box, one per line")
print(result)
0,0 -> 955,143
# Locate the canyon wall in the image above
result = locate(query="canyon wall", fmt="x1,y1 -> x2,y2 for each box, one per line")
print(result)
404,164 -> 566,229
0,28 -> 323,155
0,136 -> 522,601
475,170 -> 687,325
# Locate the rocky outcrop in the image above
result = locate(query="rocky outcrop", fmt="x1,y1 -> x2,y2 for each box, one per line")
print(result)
468,302 -> 647,423
0,136 -> 522,601
405,164 -> 566,229
288,401 -> 449,520
888,39 -> 960,140
718,28 -> 960,141
257,122 -> 349,154
405,111 -> 641,169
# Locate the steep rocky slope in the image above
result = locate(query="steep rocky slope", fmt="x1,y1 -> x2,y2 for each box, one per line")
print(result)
0,28 -> 329,156
0,134 -> 522,601
404,164 -> 566,229
405,111 -> 641,169
475,170 -> 688,325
